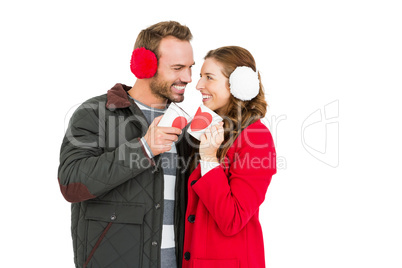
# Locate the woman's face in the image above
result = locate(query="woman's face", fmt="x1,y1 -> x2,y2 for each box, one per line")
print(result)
196,58 -> 231,114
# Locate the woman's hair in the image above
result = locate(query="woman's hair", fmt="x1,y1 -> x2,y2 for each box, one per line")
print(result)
134,21 -> 192,59
205,46 -> 268,161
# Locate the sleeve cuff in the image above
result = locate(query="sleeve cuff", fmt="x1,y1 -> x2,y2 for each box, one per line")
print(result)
200,160 -> 220,177
140,137 -> 154,158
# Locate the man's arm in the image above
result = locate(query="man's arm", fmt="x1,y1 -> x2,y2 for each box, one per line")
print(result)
57,102 -> 154,203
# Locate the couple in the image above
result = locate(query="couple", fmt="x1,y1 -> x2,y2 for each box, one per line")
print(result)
58,21 -> 276,268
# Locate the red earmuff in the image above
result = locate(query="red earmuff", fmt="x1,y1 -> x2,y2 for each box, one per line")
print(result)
130,47 -> 158,79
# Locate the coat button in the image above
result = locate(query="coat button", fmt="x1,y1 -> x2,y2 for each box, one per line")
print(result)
110,214 -> 117,221
155,203 -> 161,209
184,252 -> 190,260
152,241 -> 158,246
188,215 -> 195,223
190,180 -> 197,186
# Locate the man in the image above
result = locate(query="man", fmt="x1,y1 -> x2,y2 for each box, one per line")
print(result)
58,21 -> 195,268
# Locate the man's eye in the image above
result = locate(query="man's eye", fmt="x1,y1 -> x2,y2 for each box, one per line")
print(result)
207,76 -> 212,80
174,67 -> 182,71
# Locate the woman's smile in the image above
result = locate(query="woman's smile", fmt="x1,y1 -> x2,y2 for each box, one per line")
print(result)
201,93 -> 213,102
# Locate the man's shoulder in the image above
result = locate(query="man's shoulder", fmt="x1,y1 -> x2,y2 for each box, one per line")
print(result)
71,94 -> 108,116
79,83 -> 131,109
81,93 -> 108,106
67,94 -> 108,126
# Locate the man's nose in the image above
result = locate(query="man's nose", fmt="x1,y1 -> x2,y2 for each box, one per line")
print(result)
181,68 -> 192,83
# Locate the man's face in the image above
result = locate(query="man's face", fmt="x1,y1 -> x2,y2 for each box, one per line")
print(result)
150,36 -> 194,103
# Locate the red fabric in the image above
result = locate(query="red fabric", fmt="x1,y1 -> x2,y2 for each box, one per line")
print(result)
130,47 -> 158,79
183,120 -> 276,268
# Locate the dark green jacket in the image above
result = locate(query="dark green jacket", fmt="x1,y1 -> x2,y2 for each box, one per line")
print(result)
58,83 -> 193,268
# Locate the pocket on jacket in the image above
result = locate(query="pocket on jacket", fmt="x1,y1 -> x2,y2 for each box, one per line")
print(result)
192,258 -> 239,268
84,201 -> 145,268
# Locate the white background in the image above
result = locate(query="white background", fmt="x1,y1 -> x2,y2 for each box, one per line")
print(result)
1,0 -> 401,267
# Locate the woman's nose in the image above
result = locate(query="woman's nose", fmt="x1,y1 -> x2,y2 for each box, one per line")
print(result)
196,78 -> 204,91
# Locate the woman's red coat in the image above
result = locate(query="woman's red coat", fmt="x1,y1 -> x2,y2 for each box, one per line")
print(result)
182,120 -> 277,268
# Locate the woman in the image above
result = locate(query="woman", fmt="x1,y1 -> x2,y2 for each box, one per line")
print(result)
182,46 -> 277,268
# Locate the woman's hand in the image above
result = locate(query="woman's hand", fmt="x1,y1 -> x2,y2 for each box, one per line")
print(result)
199,122 -> 224,163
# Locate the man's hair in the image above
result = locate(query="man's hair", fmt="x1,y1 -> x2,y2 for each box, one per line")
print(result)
134,21 -> 193,59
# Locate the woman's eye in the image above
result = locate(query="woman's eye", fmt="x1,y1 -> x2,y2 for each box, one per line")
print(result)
207,76 -> 212,80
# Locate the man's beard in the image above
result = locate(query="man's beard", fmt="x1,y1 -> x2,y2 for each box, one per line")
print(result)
150,75 -> 185,103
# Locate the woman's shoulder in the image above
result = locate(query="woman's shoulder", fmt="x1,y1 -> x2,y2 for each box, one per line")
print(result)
238,119 -> 273,140
224,119 -> 276,172
231,119 -> 275,151
244,119 -> 269,131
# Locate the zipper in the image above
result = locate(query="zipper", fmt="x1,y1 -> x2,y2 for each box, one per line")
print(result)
83,222 -> 113,268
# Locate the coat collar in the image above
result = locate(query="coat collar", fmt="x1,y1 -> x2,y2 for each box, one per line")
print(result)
106,83 -> 132,110
106,83 -> 172,111
105,83 -> 149,135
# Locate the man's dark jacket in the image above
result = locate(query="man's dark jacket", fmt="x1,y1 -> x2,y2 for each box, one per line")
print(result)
58,83 -> 193,268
